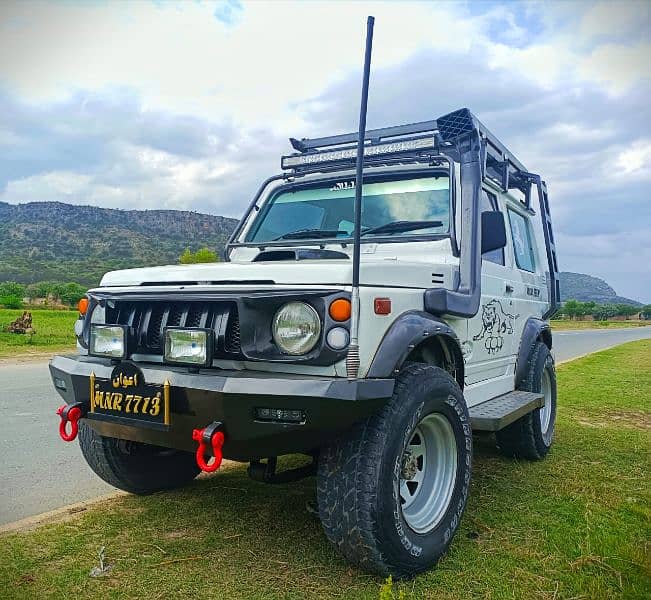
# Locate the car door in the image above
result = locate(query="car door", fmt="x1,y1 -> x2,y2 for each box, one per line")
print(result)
505,204 -> 548,344
465,190 -> 519,387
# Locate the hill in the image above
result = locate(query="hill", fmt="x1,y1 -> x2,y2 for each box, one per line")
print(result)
559,272 -> 641,306
0,201 -> 238,287
0,202 -> 644,306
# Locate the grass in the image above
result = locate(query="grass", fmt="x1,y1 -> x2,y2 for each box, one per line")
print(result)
1,341 -> 650,599
0,308 -> 77,357
551,319 -> 649,330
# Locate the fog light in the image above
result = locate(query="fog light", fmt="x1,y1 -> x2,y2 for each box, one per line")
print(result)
255,407 -> 305,423
326,327 -> 349,350
164,328 -> 212,366
89,325 -> 126,359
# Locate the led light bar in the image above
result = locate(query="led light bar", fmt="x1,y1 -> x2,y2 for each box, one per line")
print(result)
281,136 -> 436,169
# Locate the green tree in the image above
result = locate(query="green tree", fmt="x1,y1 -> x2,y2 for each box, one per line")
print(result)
592,304 -> 617,321
641,305 -> 651,320
562,299 -> 581,320
0,281 -> 25,298
179,248 -> 194,264
52,282 -> 87,306
179,247 -> 218,264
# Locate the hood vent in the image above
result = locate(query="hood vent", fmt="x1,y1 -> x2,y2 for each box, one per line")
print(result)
253,249 -> 349,262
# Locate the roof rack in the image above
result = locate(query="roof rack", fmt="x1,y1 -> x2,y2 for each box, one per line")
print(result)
282,108 -> 532,204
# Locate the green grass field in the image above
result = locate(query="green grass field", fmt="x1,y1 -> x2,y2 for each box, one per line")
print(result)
551,319 -> 649,330
1,341 -> 650,599
0,309 -> 77,357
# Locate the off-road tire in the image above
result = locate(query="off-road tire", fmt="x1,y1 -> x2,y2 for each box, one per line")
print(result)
496,341 -> 556,460
78,422 -> 200,495
317,364 -> 472,578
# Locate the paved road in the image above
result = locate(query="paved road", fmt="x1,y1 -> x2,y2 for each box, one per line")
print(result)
552,325 -> 651,363
1,325 -> 650,526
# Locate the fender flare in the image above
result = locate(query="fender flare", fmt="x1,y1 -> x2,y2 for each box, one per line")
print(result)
366,310 -> 464,387
514,317 -> 552,388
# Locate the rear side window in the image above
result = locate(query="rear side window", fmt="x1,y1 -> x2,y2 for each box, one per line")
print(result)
481,191 -> 504,265
508,209 -> 536,272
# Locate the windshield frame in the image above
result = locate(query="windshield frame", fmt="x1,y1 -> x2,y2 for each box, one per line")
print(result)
231,163 -> 456,251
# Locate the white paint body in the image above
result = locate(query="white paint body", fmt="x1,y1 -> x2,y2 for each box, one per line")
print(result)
96,179 -> 549,406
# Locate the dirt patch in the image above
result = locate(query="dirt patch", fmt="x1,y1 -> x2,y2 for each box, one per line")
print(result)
576,410 -> 650,431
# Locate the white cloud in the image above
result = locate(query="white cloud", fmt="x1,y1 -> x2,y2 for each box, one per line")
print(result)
615,139 -> 651,175
0,0 -> 650,300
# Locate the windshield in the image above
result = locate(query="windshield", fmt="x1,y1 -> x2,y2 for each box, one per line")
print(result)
245,175 -> 450,243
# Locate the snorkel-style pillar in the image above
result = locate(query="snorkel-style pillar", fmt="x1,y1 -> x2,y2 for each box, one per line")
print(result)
346,16 -> 375,380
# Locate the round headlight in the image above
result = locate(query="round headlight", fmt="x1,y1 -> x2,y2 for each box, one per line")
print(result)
272,302 -> 321,355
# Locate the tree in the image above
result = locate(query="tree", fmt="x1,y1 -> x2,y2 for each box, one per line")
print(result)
592,304 -> 617,321
179,248 -> 194,264
52,282 -> 87,306
562,299 -> 581,320
0,281 -> 25,298
179,247 -> 218,264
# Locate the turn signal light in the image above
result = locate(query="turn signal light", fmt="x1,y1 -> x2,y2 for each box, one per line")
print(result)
329,298 -> 351,321
78,297 -> 89,315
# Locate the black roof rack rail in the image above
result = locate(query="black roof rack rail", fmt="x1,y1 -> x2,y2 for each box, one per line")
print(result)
289,119 -> 440,152
284,108 -> 530,197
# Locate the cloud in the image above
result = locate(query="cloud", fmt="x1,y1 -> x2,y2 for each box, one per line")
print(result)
0,0 -> 649,301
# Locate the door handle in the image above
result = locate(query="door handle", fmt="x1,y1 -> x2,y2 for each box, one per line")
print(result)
505,284 -> 514,293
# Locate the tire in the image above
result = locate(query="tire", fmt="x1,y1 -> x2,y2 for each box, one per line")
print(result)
78,422 -> 200,495
496,341 -> 557,460
317,364 -> 472,578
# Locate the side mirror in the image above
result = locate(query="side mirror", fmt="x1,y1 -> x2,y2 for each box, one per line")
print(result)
481,211 -> 507,254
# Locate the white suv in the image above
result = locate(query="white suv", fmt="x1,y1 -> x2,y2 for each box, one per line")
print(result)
50,108 -> 560,578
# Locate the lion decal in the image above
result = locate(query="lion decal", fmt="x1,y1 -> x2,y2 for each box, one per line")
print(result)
473,299 -> 519,355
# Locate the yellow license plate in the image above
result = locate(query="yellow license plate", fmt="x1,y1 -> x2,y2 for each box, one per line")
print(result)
88,364 -> 170,429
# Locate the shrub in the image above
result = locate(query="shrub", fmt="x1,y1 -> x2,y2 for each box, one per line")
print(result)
179,247 -> 219,264
0,295 -> 24,309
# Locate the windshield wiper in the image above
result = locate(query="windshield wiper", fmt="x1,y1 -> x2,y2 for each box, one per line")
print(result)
361,220 -> 443,237
274,228 -> 347,240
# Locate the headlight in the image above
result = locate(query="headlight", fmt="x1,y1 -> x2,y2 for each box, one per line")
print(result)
164,328 -> 212,366
90,325 -> 126,358
272,302 -> 321,355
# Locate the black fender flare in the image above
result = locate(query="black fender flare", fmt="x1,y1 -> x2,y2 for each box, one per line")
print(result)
515,317 -> 552,388
366,310 -> 464,387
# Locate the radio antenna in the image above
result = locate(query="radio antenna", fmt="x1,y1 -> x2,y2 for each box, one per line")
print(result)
346,15 -> 374,380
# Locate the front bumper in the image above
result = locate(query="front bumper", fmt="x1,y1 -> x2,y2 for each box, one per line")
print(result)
49,355 -> 394,461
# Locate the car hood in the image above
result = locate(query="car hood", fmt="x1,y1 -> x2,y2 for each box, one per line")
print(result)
99,259 -> 449,290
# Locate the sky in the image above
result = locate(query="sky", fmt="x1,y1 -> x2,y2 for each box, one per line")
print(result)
0,0 -> 650,301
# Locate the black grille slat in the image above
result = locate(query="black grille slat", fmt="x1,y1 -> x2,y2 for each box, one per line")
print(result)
104,300 -> 241,359
224,309 -> 241,354
148,304 -> 165,349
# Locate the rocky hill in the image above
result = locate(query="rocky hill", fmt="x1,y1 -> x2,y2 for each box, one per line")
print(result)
559,272 -> 641,306
0,202 -> 644,305
0,201 -> 238,287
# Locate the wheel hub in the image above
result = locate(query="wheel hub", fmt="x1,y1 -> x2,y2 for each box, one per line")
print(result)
399,412 -> 458,534
401,451 -> 419,480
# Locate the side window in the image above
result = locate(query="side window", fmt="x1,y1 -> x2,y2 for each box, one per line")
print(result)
507,209 -> 536,272
481,190 -> 504,265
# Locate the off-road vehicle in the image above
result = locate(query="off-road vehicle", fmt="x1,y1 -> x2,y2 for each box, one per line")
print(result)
50,106 -> 560,577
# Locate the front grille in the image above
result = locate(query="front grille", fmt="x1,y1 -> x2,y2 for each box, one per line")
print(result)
105,300 -> 241,359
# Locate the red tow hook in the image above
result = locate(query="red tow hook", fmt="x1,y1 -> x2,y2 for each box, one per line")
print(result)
192,422 -> 225,473
56,402 -> 86,442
